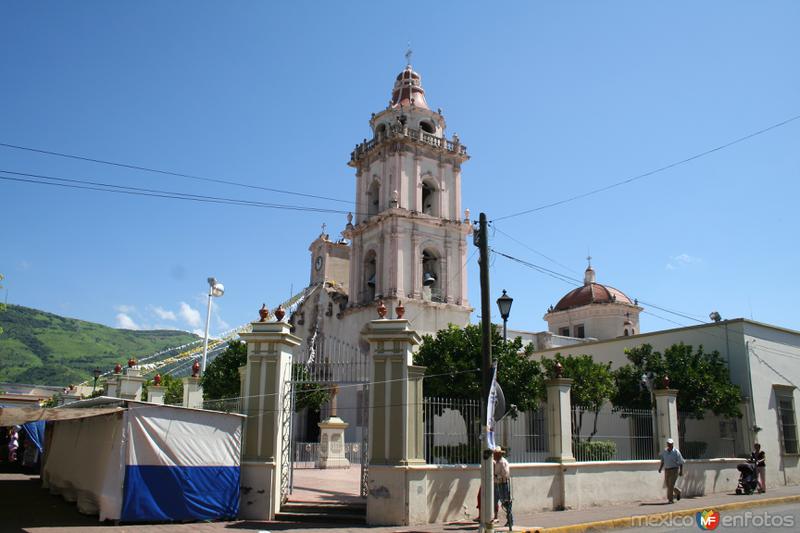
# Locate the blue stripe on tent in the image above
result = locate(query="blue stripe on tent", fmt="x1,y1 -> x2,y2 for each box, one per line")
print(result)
22,420 -> 45,453
121,465 -> 240,522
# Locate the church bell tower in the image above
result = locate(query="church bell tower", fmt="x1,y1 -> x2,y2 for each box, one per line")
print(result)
343,61 -> 472,330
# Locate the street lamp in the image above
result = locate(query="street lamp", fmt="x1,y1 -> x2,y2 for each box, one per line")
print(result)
201,277 -> 225,373
92,368 -> 102,394
496,289 -> 513,343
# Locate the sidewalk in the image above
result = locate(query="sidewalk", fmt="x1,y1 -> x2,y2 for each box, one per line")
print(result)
398,484 -> 800,533
5,470 -> 800,532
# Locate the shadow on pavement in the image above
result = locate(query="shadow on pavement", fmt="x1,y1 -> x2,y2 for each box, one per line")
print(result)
0,475 -> 104,529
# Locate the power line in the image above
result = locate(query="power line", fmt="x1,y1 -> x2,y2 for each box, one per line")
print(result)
492,247 -> 800,365
0,169 -> 364,216
492,224 -> 581,274
492,113 -> 800,222
0,141 -> 355,205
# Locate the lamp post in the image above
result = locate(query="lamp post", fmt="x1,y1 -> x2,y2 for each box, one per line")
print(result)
496,289 -> 513,343
201,277 -> 225,373
92,368 -> 102,394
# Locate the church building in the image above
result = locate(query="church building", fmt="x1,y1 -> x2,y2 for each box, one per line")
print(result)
288,62 -> 473,442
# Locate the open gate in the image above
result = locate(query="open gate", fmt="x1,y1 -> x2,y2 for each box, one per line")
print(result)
279,334 -> 370,504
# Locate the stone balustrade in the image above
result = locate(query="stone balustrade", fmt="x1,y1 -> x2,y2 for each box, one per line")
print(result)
350,125 -> 467,163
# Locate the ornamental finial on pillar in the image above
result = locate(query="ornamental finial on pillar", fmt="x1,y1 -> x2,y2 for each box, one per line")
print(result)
259,303 -> 269,322
192,360 -> 200,377
377,300 -> 387,319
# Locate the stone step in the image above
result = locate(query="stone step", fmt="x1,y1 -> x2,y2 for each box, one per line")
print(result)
277,501 -> 366,524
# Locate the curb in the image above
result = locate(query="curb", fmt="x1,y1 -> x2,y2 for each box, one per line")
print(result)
521,495 -> 800,533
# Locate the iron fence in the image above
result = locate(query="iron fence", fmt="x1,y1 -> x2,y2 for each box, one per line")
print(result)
292,441 -> 363,469
424,397 -> 482,464
423,397 -> 548,464
203,398 -> 242,413
495,405 -> 549,463
571,405 -> 655,461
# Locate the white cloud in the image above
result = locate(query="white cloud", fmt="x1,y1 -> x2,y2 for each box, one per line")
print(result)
179,302 -> 202,328
192,328 -> 205,337
666,253 -> 702,270
151,306 -> 177,321
114,304 -> 136,313
115,313 -> 140,330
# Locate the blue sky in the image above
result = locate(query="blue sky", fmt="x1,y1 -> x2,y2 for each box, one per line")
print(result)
1,1 -> 798,338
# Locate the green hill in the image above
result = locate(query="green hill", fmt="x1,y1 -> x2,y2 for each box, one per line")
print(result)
0,304 -> 199,386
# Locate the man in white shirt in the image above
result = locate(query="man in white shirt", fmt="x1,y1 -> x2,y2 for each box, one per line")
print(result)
658,438 -> 685,503
493,446 -> 513,526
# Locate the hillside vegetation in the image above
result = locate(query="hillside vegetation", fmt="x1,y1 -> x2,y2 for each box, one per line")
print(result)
0,304 -> 199,386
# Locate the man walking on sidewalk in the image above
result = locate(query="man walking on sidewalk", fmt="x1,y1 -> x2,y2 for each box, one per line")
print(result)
658,438 -> 685,503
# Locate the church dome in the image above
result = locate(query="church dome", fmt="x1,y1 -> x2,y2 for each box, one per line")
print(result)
552,265 -> 633,312
391,65 -> 429,109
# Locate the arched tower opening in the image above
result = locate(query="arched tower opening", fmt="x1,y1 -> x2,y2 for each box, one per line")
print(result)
421,248 -> 442,302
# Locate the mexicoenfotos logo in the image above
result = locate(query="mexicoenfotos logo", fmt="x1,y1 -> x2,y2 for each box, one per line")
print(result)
696,509 -> 721,530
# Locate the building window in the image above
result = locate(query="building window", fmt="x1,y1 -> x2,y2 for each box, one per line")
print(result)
559,327 -> 570,337
775,386 -> 798,454
574,324 -> 585,338
420,120 -> 435,134
623,329 -> 629,337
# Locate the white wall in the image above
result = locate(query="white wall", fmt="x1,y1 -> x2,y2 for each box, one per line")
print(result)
384,458 -> 743,524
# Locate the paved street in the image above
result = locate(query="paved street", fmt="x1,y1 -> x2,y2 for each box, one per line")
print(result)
3,470 -> 800,533
615,502 -> 799,532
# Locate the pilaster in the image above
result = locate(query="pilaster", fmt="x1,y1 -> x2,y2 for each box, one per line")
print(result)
654,389 -> 679,446
237,318 -> 300,521
182,377 -> 203,409
546,378 -> 575,463
364,318 -> 425,525
148,386 -> 165,405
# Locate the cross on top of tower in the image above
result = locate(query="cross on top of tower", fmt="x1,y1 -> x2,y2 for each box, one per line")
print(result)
405,43 -> 412,66
587,254 -> 592,268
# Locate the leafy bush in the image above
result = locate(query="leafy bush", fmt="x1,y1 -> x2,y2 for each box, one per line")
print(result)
573,440 -> 616,461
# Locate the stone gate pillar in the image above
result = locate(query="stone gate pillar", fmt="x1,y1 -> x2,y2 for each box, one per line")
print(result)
365,315 -> 426,526
545,377 -> 575,463
238,316 -> 300,520
654,388 -> 679,447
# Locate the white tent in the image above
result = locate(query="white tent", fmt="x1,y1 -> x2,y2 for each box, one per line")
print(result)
41,398 -> 243,522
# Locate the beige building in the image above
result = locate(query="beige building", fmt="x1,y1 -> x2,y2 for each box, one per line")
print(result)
534,318 -> 800,487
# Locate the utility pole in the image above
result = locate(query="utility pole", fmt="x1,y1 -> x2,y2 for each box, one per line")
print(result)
476,213 -> 494,532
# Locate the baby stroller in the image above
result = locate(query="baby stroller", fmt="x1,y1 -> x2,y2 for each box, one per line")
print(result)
735,460 -> 759,495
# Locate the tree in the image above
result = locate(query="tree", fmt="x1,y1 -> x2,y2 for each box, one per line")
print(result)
541,354 -> 616,441
414,323 -> 544,411
613,343 -> 742,419
201,340 -> 247,400
293,363 -> 331,414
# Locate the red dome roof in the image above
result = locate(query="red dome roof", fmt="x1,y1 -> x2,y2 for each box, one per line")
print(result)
552,265 -> 634,312
553,283 -> 633,312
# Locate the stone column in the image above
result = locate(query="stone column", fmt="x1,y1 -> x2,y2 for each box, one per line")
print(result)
182,377 -> 204,409
545,378 -> 575,463
237,318 -> 300,521
104,374 -> 121,398
148,386 -> 165,405
118,367 -> 145,401
654,389 -> 679,446
365,317 -> 426,525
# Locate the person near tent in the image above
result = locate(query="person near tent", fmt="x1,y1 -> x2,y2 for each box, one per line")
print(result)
7,427 -> 19,463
